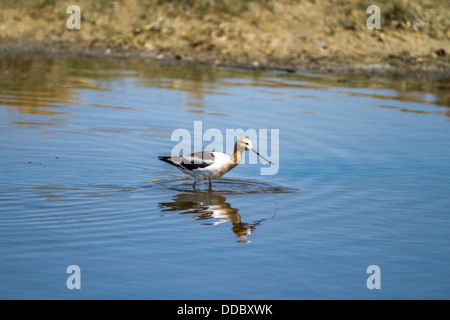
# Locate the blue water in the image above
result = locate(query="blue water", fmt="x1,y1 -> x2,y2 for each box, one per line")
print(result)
0,55 -> 449,299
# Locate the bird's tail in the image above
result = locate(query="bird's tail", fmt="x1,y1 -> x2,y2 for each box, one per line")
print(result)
158,156 -> 173,164
159,156 -> 188,173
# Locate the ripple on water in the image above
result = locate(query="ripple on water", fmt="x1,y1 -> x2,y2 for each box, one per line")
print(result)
150,177 -> 299,195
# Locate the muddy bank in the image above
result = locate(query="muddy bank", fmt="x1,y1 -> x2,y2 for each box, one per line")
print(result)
2,36 -> 448,80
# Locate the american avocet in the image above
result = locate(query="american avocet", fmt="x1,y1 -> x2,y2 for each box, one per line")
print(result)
158,138 -> 274,189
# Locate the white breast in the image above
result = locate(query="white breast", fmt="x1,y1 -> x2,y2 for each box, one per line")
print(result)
192,152 -> 232,181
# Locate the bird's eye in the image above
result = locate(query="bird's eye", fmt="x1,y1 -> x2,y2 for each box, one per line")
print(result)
245,142 -> 249,145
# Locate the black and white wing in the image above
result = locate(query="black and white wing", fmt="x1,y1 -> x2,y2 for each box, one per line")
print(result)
158,151 -> 215,171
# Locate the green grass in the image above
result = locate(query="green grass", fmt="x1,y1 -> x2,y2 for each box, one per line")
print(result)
381,0 -> 449,38
383,0 -> 423,28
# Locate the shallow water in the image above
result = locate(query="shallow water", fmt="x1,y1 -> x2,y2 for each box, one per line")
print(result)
0,55 -> 449,299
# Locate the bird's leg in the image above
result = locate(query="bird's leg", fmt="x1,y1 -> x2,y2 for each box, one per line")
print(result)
192,181 -> 197,190
208,180 -> 212,190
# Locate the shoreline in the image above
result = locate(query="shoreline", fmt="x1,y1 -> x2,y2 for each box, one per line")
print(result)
2,37 -> 449,80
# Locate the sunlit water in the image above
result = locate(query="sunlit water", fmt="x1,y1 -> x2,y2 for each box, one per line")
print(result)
0,55 -> 449,299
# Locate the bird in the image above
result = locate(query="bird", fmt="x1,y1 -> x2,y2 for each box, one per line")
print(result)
158,138 -> 274,190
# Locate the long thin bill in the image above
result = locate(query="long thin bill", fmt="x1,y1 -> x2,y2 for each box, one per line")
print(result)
251,148 -> 275,165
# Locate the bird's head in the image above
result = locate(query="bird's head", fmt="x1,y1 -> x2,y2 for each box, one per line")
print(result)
237,137 -> 253,151
235,138 -> 274,165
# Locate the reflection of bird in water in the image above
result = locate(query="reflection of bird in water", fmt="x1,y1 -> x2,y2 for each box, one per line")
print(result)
158,191 -> 270,242
158,138 -> 274,190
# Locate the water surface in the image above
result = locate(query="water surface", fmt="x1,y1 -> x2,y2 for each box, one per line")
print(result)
0,55 -> 449,299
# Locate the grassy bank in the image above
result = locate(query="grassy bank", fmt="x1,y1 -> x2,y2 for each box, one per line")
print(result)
0,0 -> 449,76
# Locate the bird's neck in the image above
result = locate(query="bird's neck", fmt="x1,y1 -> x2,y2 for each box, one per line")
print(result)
231,145 -> 243,165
